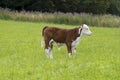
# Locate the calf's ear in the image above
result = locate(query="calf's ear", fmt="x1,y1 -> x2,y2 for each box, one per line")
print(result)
82,24 -> 84,28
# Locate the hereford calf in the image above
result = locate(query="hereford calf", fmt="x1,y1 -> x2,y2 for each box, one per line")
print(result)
42,24 -> 92,59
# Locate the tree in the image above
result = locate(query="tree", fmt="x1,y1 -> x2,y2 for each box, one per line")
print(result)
0,0 -> 119,15
107,0 -> 120,15
77,0 -> 110,14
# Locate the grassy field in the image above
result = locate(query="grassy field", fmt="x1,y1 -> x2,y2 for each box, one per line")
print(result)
0,19 -> 120,80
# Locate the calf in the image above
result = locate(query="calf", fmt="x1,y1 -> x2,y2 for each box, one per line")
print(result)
41,24 -> 92,59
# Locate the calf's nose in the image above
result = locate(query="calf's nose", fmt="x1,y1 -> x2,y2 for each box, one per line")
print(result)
89,31 -> 92,36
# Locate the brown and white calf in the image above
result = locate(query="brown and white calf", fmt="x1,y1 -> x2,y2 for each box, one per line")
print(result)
41,24 -> 92,59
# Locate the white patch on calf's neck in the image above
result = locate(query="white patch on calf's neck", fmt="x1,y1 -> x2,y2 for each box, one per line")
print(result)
78,27 -> 82,34
72,36 -> 81,48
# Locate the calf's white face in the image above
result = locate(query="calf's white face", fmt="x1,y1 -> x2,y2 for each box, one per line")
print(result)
81,24 -> 92,36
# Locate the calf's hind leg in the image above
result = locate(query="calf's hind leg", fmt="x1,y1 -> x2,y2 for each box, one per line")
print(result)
44,39 -> 53,59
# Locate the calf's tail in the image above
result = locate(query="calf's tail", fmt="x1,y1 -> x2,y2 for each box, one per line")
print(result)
42,26 -> 48,36
41,26 -> 48,47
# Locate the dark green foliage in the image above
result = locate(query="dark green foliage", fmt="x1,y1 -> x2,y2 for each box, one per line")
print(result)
107,0 -> 120,16
0,0 -> 120,15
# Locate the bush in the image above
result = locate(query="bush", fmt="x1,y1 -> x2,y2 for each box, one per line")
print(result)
0,8 -> 120,27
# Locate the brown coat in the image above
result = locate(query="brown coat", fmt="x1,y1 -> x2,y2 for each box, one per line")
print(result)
42,26 -> 82,53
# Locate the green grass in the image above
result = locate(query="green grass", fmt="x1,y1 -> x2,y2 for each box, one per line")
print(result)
0,19 -> 120,80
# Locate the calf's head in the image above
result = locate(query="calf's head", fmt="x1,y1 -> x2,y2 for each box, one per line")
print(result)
79,24 -> 92,36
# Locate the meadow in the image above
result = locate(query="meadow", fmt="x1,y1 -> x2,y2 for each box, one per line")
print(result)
0,19 -> 120,80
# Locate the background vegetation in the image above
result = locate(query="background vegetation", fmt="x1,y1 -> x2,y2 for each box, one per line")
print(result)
0,0 -> 120,16
0,8 -> 120,28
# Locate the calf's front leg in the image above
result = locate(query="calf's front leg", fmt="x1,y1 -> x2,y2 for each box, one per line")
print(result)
72,46 -> 76,54
66,42 -> 72,57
